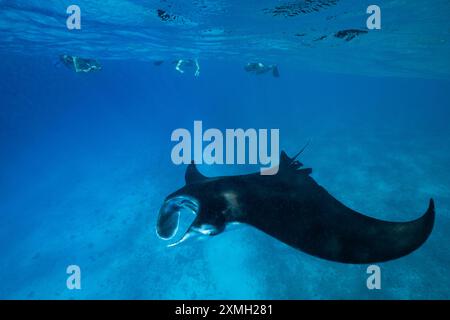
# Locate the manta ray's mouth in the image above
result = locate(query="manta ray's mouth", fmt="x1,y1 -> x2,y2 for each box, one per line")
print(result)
156,196 -> 200,242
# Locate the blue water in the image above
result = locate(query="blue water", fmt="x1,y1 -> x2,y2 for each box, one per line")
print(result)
0,1 -> 450,299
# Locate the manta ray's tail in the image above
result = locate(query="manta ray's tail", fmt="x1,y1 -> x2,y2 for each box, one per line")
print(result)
291,140 -> 311,162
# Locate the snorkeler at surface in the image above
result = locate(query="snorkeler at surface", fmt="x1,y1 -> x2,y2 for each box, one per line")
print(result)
60,55 -> 102,73
175,59 -> 200,77
245,62 -> 280,78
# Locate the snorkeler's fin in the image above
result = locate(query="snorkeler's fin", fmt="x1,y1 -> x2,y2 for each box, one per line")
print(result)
272,65 -> 280,78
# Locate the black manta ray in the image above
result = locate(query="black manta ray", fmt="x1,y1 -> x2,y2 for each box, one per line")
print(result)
157,151 -> 435,264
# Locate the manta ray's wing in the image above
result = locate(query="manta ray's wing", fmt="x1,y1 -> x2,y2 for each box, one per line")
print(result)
242,152 -> 435,264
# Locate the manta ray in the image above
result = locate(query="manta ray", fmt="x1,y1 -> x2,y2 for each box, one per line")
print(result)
156,151 -> 435,264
